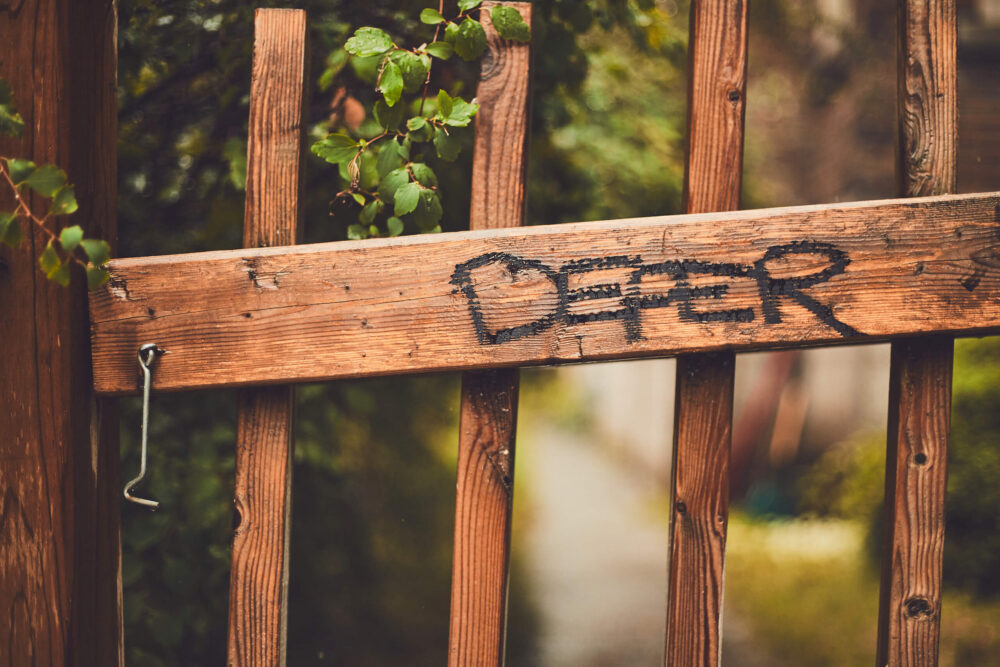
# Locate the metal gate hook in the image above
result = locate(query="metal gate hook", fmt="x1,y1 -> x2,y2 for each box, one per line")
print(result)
124,343 -> 160,509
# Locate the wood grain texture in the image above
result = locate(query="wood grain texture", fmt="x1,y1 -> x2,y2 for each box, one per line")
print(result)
89,191 -> 1000,395
682,0 -> 748,214
878,337 -> 953,667
450,369 -> 520,666
667,353 -> 734,666
449,5 -> 531,665
878,2 -> 957,665
667,1 -> 748,664
226,10 -> 306,667
0,1 -> 122,665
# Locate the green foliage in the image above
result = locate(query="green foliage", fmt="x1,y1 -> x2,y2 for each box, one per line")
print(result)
0,77 -> 25,137
310,1 -> 531,240
0,80 -> 110,289
490,5 -> 531,42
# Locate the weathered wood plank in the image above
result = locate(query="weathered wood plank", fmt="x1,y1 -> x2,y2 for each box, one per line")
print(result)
89,191 -> 1000,395
666,0 -> 748,664
877,1 -> 957,664
878,336 -> 953,666
449,4 -> 531,666
0,1 -> 122,664
667,353 -> 734,665
226,10 -> 306,667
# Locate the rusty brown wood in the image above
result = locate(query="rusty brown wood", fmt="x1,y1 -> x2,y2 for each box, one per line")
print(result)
877,1 -> 957,665
448,4 -> 532,665
0,1 -> 122,664
226,9 -> 307,667
89,191 -> 1000,395
666,0 -> 748,664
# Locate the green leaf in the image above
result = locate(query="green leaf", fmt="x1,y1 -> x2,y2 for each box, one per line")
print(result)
359,198 -> 381,225
443,97 -> 478,127
394,182 -> 422,216
377,140 -> 405,177
433,126 -> 461,161
412,188 -> 444,230
318,50 -> 349,91
351,192 -> 366,206
410,162 -> 438,187
222,137 -> 247,190
23,164 -> 67,197
312,133 -> 360,165
390,51 -> 431,94
39,240 -> 61,275
420,8 -> 445,24
0,104 -> 24,138
358,149 -> 379,191
0,79 -> 22,137
59,224 -> 84,253
380,167 -> 410,203
0,211 -> 22,247
80,238 -> 110,266
346,224 -> 368,240
6,158 -> 35,185
369,224 -> 379,237
406,116 -> 427,132
49,262 -> 71,287
379,58 -> 404,107
444,21 -> 460,44
437,89 -> 454,118
50,185 -> 78,216
490,5 -> 531,42
455,18 -> 487,60
387,216 -> 404,236
345,27 -> 393,58
408,121 -> 433,143
458,0 -> 483,12
425,42 -> 453,60
86,265 -> 109,290
373,100 -> 404,130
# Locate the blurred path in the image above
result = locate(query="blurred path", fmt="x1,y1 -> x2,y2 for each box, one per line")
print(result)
515,421 -> 773,666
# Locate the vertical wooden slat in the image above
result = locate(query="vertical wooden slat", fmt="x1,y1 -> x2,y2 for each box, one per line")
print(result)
448,3 -> 532,666
877,1 -> 956,664
0,1 -> 121,664
665,1 -> 748,665
226,10 -> 307,667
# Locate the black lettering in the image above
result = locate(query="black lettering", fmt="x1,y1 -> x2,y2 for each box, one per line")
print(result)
752,241 -> 859,337
451,252 -> 562,344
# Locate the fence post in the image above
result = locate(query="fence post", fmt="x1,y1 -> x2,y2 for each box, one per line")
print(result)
448,3 -> 532,665
0,0 -> 121,664
227,9 -> 308,667
877,1 -> 956,664
665,1 -> 748,664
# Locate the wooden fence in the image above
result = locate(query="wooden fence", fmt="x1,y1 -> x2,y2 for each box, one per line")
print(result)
2,0 -> 993,665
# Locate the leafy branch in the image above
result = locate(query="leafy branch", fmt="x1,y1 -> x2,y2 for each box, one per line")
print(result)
312,1 -> 530,240
0,77 -> 110,289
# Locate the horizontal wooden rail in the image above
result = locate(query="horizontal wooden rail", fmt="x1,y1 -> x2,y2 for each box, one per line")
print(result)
90,191 -> 1000,395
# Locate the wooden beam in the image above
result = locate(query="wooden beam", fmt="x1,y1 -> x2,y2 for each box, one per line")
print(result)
877,1 -> 957,664
448,4 -> 531,666
666,0 -> 748,664
89,191 -> 1000,395
0,1 -> 122,664
226,10 -> 307,667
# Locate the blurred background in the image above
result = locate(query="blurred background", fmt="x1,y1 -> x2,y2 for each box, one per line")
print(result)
116,0 -> 1000,664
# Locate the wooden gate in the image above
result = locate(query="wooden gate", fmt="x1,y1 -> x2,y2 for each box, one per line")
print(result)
81,1 -> 993,665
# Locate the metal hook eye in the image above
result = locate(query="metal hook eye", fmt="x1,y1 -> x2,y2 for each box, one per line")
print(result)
125,343 -> 160,509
